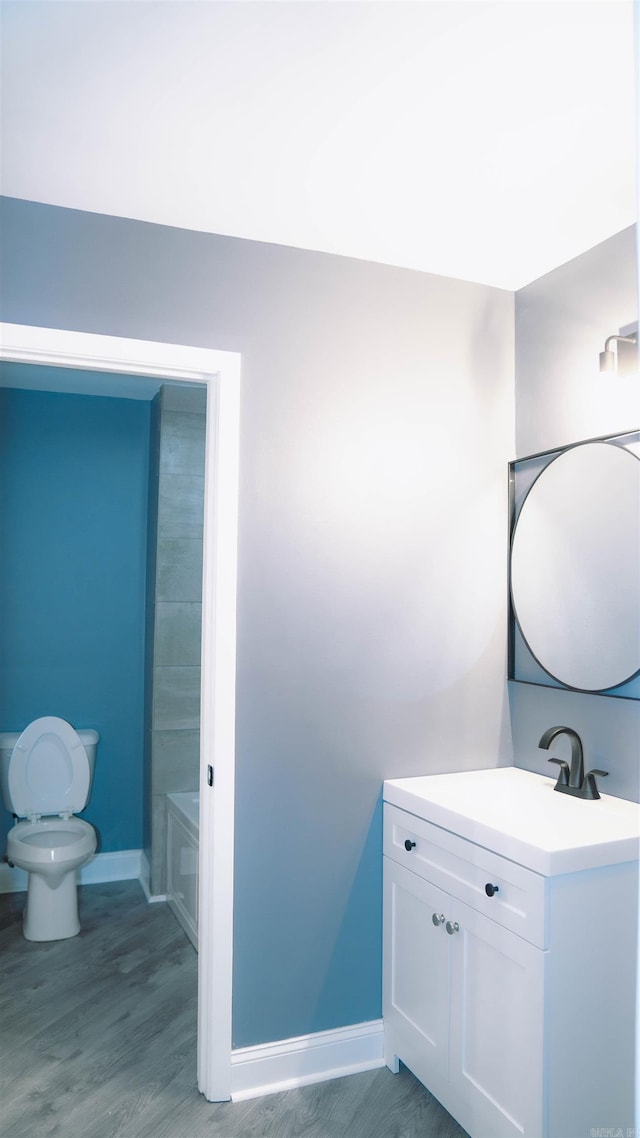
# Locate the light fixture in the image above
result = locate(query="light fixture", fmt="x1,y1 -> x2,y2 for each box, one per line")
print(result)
599,322 -> 638,375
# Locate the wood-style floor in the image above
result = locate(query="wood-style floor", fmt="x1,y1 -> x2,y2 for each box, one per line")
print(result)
0,881 -> 468,1138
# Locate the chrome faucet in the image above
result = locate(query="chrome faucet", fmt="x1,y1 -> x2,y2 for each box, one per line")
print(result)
538,726 -> 608,800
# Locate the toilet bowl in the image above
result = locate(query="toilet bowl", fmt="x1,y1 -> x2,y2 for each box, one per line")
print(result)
0,717 -> 99,941
7,816 -> 97,940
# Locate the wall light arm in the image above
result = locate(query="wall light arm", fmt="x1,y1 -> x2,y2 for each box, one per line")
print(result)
599,329 -> 638,375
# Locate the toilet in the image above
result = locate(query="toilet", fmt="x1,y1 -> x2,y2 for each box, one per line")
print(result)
0,717 -> 99,941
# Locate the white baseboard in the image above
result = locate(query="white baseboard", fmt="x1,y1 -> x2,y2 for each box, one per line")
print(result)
0,848 -> 143,894
82,849 -> 142,885
230,1019 -> 385,1102
138,849 -> 167,903
139,848 -> 151,899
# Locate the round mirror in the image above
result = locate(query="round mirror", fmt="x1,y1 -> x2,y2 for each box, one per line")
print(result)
510,441 -> 640,692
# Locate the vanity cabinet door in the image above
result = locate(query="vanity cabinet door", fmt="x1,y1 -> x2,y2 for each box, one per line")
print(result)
383,825 -> 547,1138
383,858 -> 450,1090
447,898 -> 545,1138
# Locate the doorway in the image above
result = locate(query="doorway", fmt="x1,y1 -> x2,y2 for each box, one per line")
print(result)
0,322 -> 241,1102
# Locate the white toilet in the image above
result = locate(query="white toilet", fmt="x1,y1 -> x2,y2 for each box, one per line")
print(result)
0,717 -> 99,941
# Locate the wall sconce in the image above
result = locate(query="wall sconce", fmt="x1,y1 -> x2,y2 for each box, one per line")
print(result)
599,322 -> 638,376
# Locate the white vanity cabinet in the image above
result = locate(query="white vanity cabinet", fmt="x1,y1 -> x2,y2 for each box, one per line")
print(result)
383,769 -> 639,1138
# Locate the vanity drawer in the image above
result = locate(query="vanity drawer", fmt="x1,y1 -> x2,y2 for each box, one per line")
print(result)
384,803 -> 548,948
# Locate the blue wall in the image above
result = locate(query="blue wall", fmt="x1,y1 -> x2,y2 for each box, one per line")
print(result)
0,385 -> 150,852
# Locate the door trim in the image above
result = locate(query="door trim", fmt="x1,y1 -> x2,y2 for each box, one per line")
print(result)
0,322 -> 241,1101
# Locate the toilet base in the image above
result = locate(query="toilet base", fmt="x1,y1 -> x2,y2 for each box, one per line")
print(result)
23,868 -> 81,941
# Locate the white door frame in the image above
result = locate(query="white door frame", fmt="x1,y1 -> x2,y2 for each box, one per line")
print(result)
0,322 -> 240,1102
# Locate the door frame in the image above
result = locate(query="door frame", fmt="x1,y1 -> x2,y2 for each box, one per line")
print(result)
0,322 -> 240,1101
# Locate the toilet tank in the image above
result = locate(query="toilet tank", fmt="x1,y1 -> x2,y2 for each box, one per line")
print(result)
0,727 -> 99,814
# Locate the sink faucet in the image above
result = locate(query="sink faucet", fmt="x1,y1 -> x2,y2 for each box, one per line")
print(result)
538,726 -> 608,800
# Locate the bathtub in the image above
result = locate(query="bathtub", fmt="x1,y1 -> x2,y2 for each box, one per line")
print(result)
166,792 -> 199,950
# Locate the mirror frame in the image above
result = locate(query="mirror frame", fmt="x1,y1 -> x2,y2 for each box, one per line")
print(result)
508,428 -> 640,700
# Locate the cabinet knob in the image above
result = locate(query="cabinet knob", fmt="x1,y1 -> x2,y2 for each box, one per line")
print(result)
432,913 -> 445,927
445,920 -> 459,935
484,883 -> 500,898
404,839 -> 416,852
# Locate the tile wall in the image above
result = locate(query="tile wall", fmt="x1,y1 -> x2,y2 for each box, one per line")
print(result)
145,383 -> 206,894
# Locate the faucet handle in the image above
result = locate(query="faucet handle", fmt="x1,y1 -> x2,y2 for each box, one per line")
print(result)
582,769 -> 608,800
548,758 -> 570,786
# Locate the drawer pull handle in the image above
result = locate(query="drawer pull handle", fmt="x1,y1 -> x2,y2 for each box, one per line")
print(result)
432,913 -> 445,927
445,920 -> 459,935
404,839 -> 416,852
484,883 -> 500,897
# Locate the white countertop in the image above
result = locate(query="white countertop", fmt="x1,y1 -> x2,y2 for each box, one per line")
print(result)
383,767 -> 640,875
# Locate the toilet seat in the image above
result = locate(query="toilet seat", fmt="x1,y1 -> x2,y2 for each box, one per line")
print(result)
8,716 -> 91,820
7,816 -> 96,871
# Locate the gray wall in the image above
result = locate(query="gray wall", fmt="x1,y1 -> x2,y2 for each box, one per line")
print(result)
510,226 -> 639,802
1,196 -> 515,1047
145,383 -> 206,895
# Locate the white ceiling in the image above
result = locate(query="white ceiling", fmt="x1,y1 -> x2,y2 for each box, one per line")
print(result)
1,0 -> 637,290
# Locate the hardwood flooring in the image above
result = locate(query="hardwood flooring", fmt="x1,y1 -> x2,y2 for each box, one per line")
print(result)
0,881 -> 468,1138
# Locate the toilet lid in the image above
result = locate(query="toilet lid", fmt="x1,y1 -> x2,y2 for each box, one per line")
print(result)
8,716 -> 90,818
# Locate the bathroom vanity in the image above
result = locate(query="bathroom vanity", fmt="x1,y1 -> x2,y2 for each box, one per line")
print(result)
383,767 -> 639,1138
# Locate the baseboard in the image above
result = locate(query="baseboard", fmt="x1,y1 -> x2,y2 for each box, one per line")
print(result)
230,1019 -> 385,1102
139,848 -> 151,900
82,849 -> 143,885
0,848 -> 143,894
138,850 -> 167,903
